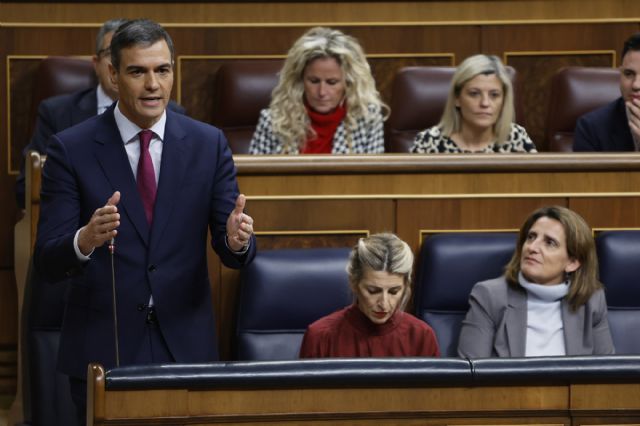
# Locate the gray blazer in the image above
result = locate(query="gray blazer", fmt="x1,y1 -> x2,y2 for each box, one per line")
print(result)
457,276 -> 614,358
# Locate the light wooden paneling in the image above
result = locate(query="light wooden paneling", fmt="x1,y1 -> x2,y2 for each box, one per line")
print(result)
94,382 -> 572,424
570,198 -> 640,229
397,198 -> 565,251
3,1 -> 640,24
1,11 -> 639,404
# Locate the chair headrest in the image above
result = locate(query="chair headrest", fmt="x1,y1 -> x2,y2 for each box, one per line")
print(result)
545,66 -> 620,152
237,248 -> 352,330
415,232 -> 517,311
596,231 -> 640,308
211,60 -> 282,127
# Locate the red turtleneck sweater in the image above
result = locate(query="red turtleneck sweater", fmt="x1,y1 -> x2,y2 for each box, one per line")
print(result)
302,104 -> 347,154
299,304 -> 441,358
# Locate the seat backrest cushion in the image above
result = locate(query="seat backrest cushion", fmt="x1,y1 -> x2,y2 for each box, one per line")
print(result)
546,66 -> 620,152
211,60 -> 282,154
385,66 -> 455,153
596,231 -> 640,354
29,56 -> 96,135
236,248 -> 352,360
414,233 -> 517,357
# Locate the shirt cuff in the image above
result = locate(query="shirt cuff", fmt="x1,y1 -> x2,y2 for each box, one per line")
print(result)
226,234 -> 250,255
74,227 -> 94,261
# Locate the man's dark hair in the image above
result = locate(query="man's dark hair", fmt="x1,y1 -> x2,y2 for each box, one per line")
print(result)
95,19 -> 128,56
110,19 -> 175,71
622,33 -> 640,59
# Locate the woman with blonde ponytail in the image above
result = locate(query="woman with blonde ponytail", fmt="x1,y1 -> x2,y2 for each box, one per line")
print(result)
299,233 -> 440,358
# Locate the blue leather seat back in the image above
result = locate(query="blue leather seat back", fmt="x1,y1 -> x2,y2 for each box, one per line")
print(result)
236,248 -> 352,360
596,231 -> 640,354
414,233 -> 517,357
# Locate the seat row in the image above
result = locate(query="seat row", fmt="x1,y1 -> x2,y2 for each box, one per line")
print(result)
237,230 -> 640,360
21,229 -> 640,425
29,57 -> 620,154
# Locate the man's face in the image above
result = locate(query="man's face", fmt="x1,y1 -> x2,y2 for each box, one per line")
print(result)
620,50 -> 640,103
93,31 -> 118,100
109,39 -> 174,129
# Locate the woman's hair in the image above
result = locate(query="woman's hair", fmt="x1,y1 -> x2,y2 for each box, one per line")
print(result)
504,206 -> 601,311
438,54 -> 515,145
269,27 -> 387,153
347,233 -> 413,311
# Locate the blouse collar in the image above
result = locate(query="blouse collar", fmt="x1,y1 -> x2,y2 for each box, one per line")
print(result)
345,303 -> 402,336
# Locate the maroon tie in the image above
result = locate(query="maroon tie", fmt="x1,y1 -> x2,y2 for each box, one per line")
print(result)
137,130 -> 157,224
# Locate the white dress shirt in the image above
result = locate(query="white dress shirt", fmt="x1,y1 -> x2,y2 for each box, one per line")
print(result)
96,84 -> 116,115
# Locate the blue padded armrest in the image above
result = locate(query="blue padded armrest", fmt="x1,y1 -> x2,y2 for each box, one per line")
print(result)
104,358 -> 473,390
104,356 -> 640,391
471,355 -> 640,384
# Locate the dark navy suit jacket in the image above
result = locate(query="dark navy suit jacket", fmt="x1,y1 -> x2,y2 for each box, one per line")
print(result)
16,87 -> 185,208
34,105 -> 255,379
573,97 -> 635,152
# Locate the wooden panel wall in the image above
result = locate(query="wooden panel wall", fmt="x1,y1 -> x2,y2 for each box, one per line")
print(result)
203,153 -> 640,359
5,22 -> 640,174
3,1 -> 640,23
1,0 -> 640,402
87,361 -> 640,425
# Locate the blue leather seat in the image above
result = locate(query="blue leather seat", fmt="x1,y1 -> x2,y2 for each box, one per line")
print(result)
414,232 -> 517,357
236,248 -> 352,360
596,231 -> 640,354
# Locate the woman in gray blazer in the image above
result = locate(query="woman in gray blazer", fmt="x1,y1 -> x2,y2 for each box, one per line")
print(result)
458,206 -> 614,358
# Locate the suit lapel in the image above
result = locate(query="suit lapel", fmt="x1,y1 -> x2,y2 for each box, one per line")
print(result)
149,111 -> 188,252
505,284 -> 527,357
562,300 -> 583,355
94,107 -> 151,245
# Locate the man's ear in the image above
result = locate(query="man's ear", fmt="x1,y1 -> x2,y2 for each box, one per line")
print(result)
108,63 -> 118,87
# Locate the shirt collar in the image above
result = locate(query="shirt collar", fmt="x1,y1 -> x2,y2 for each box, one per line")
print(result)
96,84 -> 116,111
114,101 -> 167,145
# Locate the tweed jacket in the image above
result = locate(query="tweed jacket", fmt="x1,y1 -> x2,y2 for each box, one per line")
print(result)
249,105 -> 385,154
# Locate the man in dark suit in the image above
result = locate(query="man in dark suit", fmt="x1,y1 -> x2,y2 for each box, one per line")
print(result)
574,33 -> 640,151
15,18 -> 185,208
34,19 -> 256,424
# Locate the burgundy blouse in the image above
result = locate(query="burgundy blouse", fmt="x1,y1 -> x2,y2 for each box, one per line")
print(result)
299,304 -> 441,358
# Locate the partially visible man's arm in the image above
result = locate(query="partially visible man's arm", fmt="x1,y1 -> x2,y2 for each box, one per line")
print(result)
33,134 -> 85,282
15,99 -> 59,209
572,115 -> 600,152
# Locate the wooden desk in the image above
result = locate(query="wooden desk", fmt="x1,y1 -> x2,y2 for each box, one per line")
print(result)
18,153 -> 640,360
87,359 -> 640,426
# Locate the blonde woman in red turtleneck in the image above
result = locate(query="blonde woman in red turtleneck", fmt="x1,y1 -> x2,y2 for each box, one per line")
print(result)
299,233 -> 440,358
249,27 -> 388,155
